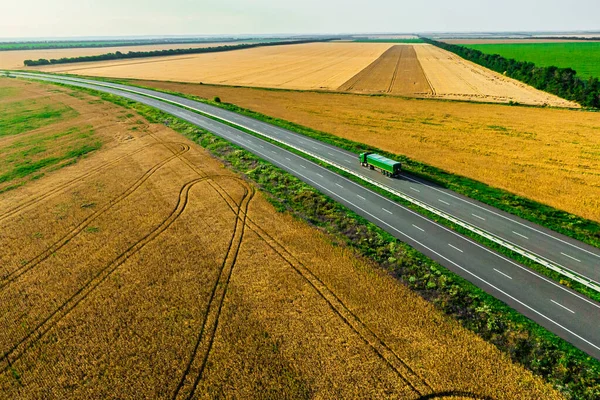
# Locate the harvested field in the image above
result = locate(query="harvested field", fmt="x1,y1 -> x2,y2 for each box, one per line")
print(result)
0,42 -> 248,69
413,44 -> 579,107
338,45 -> 432,95
0,77 -> 563,399
133,79 -> 600,223
31,42 -> 394,90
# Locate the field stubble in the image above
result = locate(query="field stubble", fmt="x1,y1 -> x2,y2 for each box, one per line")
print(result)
0,78 -> 562,399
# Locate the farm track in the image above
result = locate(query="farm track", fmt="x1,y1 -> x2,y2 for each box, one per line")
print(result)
0,174 -> 240,373
172,182 -> 254,400
0,143 -> 190,289
0,142 -> 164,223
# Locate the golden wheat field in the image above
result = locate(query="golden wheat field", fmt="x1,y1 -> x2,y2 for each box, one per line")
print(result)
0,42 -> 250,70
32,42 -> 394,90
134,79 -> 600,223
0,77 -> 564,398
413,44 -> 578,107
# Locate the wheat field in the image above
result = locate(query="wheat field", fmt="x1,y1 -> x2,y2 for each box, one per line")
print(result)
0,78 -> 563,398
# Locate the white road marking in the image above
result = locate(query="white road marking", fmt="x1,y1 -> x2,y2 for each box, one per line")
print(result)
448,244 -> 463,253
344,160 -> 351,163
551,299 -> 575,314
12,76 -> 600,352
336,183 -> 344,189
312,146 -> 319,150
382,208 -> 393,214
403,174 -> 600,262
300,165 -> 306,169
512,231 -> 529,240
271,150 -> 277,154
472,213 -> 486,221
259,145 -> 264,148
357,194 -> 366,200
410,187 -> 420,193
316,173 -> 323,178
412,224 -> 425,232
285,157 -> 291,161
494,268 -> 513,280
438,199 -> 450,205
328,152 -> 334,156
561,252 -> 581,263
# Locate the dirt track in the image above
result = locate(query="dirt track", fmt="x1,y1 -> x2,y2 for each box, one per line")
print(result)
338,45 -> 432,95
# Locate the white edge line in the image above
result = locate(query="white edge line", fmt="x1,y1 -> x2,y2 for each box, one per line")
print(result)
17,73 -> 600,308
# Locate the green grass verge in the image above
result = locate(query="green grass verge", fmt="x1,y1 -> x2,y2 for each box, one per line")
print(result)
104,79 -> 600,253
65,84 -> 600,399
463,42 -> 600,80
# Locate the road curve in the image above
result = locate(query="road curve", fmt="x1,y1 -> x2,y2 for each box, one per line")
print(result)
7,72 -> 600,360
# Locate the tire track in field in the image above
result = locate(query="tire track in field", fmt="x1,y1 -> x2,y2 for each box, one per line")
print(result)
0,142 -> 160,223
387,46 -> 405,93
172,183 -> 254,400
0,175 -> 233,373
0,143 -> 190,289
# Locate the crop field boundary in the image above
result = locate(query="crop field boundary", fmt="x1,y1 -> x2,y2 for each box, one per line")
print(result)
23,73 -> 598,295
30,84 -> 599,398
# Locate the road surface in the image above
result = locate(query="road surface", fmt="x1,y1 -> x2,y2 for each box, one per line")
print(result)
7,71 -> 600,359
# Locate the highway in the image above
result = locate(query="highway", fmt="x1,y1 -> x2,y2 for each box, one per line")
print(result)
8,71 -> 600,360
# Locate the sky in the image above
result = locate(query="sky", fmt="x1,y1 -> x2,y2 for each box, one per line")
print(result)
2,0 -> 599,39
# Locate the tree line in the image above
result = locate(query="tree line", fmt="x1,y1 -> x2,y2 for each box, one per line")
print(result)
23,39 -> 336,67
420,37 -> 600,108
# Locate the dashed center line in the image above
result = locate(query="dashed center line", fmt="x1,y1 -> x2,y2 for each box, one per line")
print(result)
382,208 -> 393,214
285,157 -> 291,161
344,160 -> 351,163
512,231 -> 529,240
551,299 -> 575,314
300,165 -> 307,169
438,199 -> 450,206
561,252 -> 581,263
412,224 -> 424,232
410,187 -> 420,193
448,244 -> 463,253
472,214 -> 486,221
493,268 -> 513,280
335,183 -> 344,189
357,194 -> 366,200
327,152 -> 334,156
316,173 -> 323,178
259,145 -> 264,148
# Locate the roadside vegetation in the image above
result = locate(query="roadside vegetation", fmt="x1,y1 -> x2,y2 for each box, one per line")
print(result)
83,86 -> 600,399
421,37 -> 600,108
122,79 -> 600,248
0,78 -> 564,398
22,39 -> 334,67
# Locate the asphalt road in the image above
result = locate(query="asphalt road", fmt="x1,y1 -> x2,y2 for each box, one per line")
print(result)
14,72 -> 600,289
8,72 -> 600,359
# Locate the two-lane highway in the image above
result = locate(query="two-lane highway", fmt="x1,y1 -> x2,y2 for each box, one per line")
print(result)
13,72 -> 599,290
7,72 -> 600,359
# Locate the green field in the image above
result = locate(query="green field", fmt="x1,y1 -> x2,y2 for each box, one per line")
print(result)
463,42 -> 600,79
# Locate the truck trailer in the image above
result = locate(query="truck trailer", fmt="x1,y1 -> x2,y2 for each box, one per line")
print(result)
359,152 -> 401,178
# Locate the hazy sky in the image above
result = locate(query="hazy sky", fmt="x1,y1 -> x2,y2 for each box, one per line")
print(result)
2,0 -> 599,38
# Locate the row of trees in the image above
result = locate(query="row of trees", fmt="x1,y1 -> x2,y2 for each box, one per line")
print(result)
421,37 -> 600,108
23,39 -> 336,67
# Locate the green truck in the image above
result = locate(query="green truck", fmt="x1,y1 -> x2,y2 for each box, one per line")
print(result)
359,152 -> 401,178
